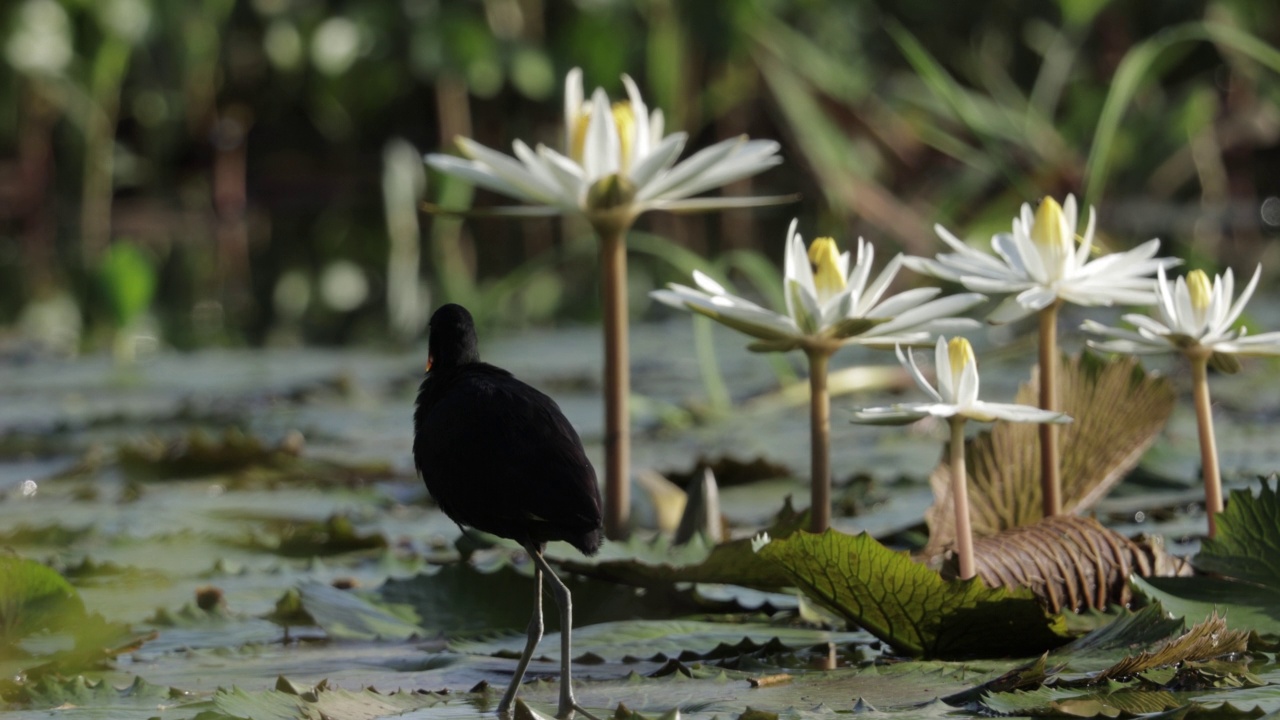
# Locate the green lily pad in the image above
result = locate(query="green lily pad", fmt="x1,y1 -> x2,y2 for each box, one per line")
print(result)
0,556 -> 84,647
755,531 -> 1070,658
1195,479 -> 1280,591
263,583 -> 423,641
1131,576 -> 1280,638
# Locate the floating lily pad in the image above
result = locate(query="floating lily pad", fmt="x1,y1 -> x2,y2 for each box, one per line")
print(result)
755,531 -> 1070,658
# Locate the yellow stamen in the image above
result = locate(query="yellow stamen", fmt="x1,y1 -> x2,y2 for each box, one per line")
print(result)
611,102 -> 635,170
808,237 -> 845,301
1031,197 -> 1072,269
570,101 -> 636,170
948,337 -> 976,379
1186,270 -> 1212,311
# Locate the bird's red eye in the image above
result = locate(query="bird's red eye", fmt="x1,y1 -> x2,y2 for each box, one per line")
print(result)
426,354 -> 433,371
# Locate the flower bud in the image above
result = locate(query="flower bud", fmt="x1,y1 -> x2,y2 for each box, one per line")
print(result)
1031,197 -> 1072,273
1186,269 -> 1212,311
572,101 -> 636,171
948,336 -> 976,379
808,237 -> 845,302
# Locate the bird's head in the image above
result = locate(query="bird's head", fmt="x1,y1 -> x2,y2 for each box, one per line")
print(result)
427,304 -> 480,370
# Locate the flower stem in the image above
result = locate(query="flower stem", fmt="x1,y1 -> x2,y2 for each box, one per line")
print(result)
949,416 -> 975,580
1189,351 -> 1222,537
599,225 -> 631,540
806,349 -> 832,533
1038,300 -> 1062,518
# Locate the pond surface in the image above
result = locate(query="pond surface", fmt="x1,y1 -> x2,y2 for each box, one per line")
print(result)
1,316 -> 1278,718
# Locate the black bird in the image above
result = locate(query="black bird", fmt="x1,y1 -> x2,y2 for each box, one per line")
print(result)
414,304 -> 603,717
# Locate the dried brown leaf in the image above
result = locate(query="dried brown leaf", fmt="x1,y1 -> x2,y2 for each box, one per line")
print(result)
1092,613 -> 1248,682
956,516 -> 1152,613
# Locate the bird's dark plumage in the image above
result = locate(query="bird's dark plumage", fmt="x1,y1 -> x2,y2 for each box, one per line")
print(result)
413,304 -> 603,555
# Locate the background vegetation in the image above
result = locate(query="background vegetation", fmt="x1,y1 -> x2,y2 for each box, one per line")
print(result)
2,0 -> 1279,351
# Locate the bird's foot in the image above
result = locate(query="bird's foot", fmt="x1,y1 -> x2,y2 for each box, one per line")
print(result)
555,699 -> 600,720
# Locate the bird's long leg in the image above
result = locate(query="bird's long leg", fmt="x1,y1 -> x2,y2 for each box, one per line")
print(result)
527,547 -> 595,720
498,558 -> 543,715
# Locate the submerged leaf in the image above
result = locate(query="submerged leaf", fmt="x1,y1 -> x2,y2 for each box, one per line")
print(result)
1194,478 -> 1280,591
981,685 -> 1185,717
964,516 -> 1159,613
925,352 -> 1175,552
756,531 -> 1069,658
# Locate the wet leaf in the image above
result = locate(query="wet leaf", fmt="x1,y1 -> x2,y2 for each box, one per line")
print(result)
449,619 -> 869,664
204,681 -> 446,720
1194,478 -> 1280,590
981,685 -> 1185,717
3,675 -> 174,710
238,514 -> 388,557
1049,604 -> 1186,674
263,583 -> 423,641
1131,576 -> 1280,639
925,353 -> 1176,553
0,556 -> 84,646
1089,613 -> 1248,683
1132,479 -> 1280,639
965,516 -> 1160,613
756,531 -> 1070,658
558,499 -> 809,591
118,427 -> 302,480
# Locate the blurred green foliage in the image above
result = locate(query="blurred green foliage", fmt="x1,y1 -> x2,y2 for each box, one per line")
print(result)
1,0 -> 1278,351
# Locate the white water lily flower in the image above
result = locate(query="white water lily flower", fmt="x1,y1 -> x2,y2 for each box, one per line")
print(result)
425,67 -> 783,220
1082,265 -> 1280,366
904,196 -> 1180,324
851,337 -> 1074,425
651,220 -> 986,353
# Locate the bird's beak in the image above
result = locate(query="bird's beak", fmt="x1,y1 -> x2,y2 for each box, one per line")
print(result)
426,354 -> 433,372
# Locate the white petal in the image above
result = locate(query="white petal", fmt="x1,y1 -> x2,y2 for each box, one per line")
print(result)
453,138 -> 562,204
583,88 -> 619,181
846,239 -> 876,306
934,336 -> 954,403
425,154 -> 547,205
856,252 -> 902,313
991,233 -> 1033,279
1219,264 -> 1261,332
864,286 -> 941,320
782,219 -> 802,322
564,67 -> 583,150
955,355 -> 979,407
1217,330 -> 1280,356
967,401 -> 1072,424
868,292 -> 985,336
692,269 -> 728,295
1086,338 -> 1174,355
986,294 -> 1038,324
636,136 -> 745,201
658,139 -> 783,200
849,405 -> 934,425
1074,204 -> 1097,267
621,74 -> 650,159
898,343 -> 943,401
628,132 -> 687,190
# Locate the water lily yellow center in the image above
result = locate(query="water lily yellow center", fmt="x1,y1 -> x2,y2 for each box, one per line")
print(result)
948,336 -> 975,379
1186,269 -> 1212,311
808,237 -> 845,302
571,101 -> 636,171
1031,197 -> 1072,276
